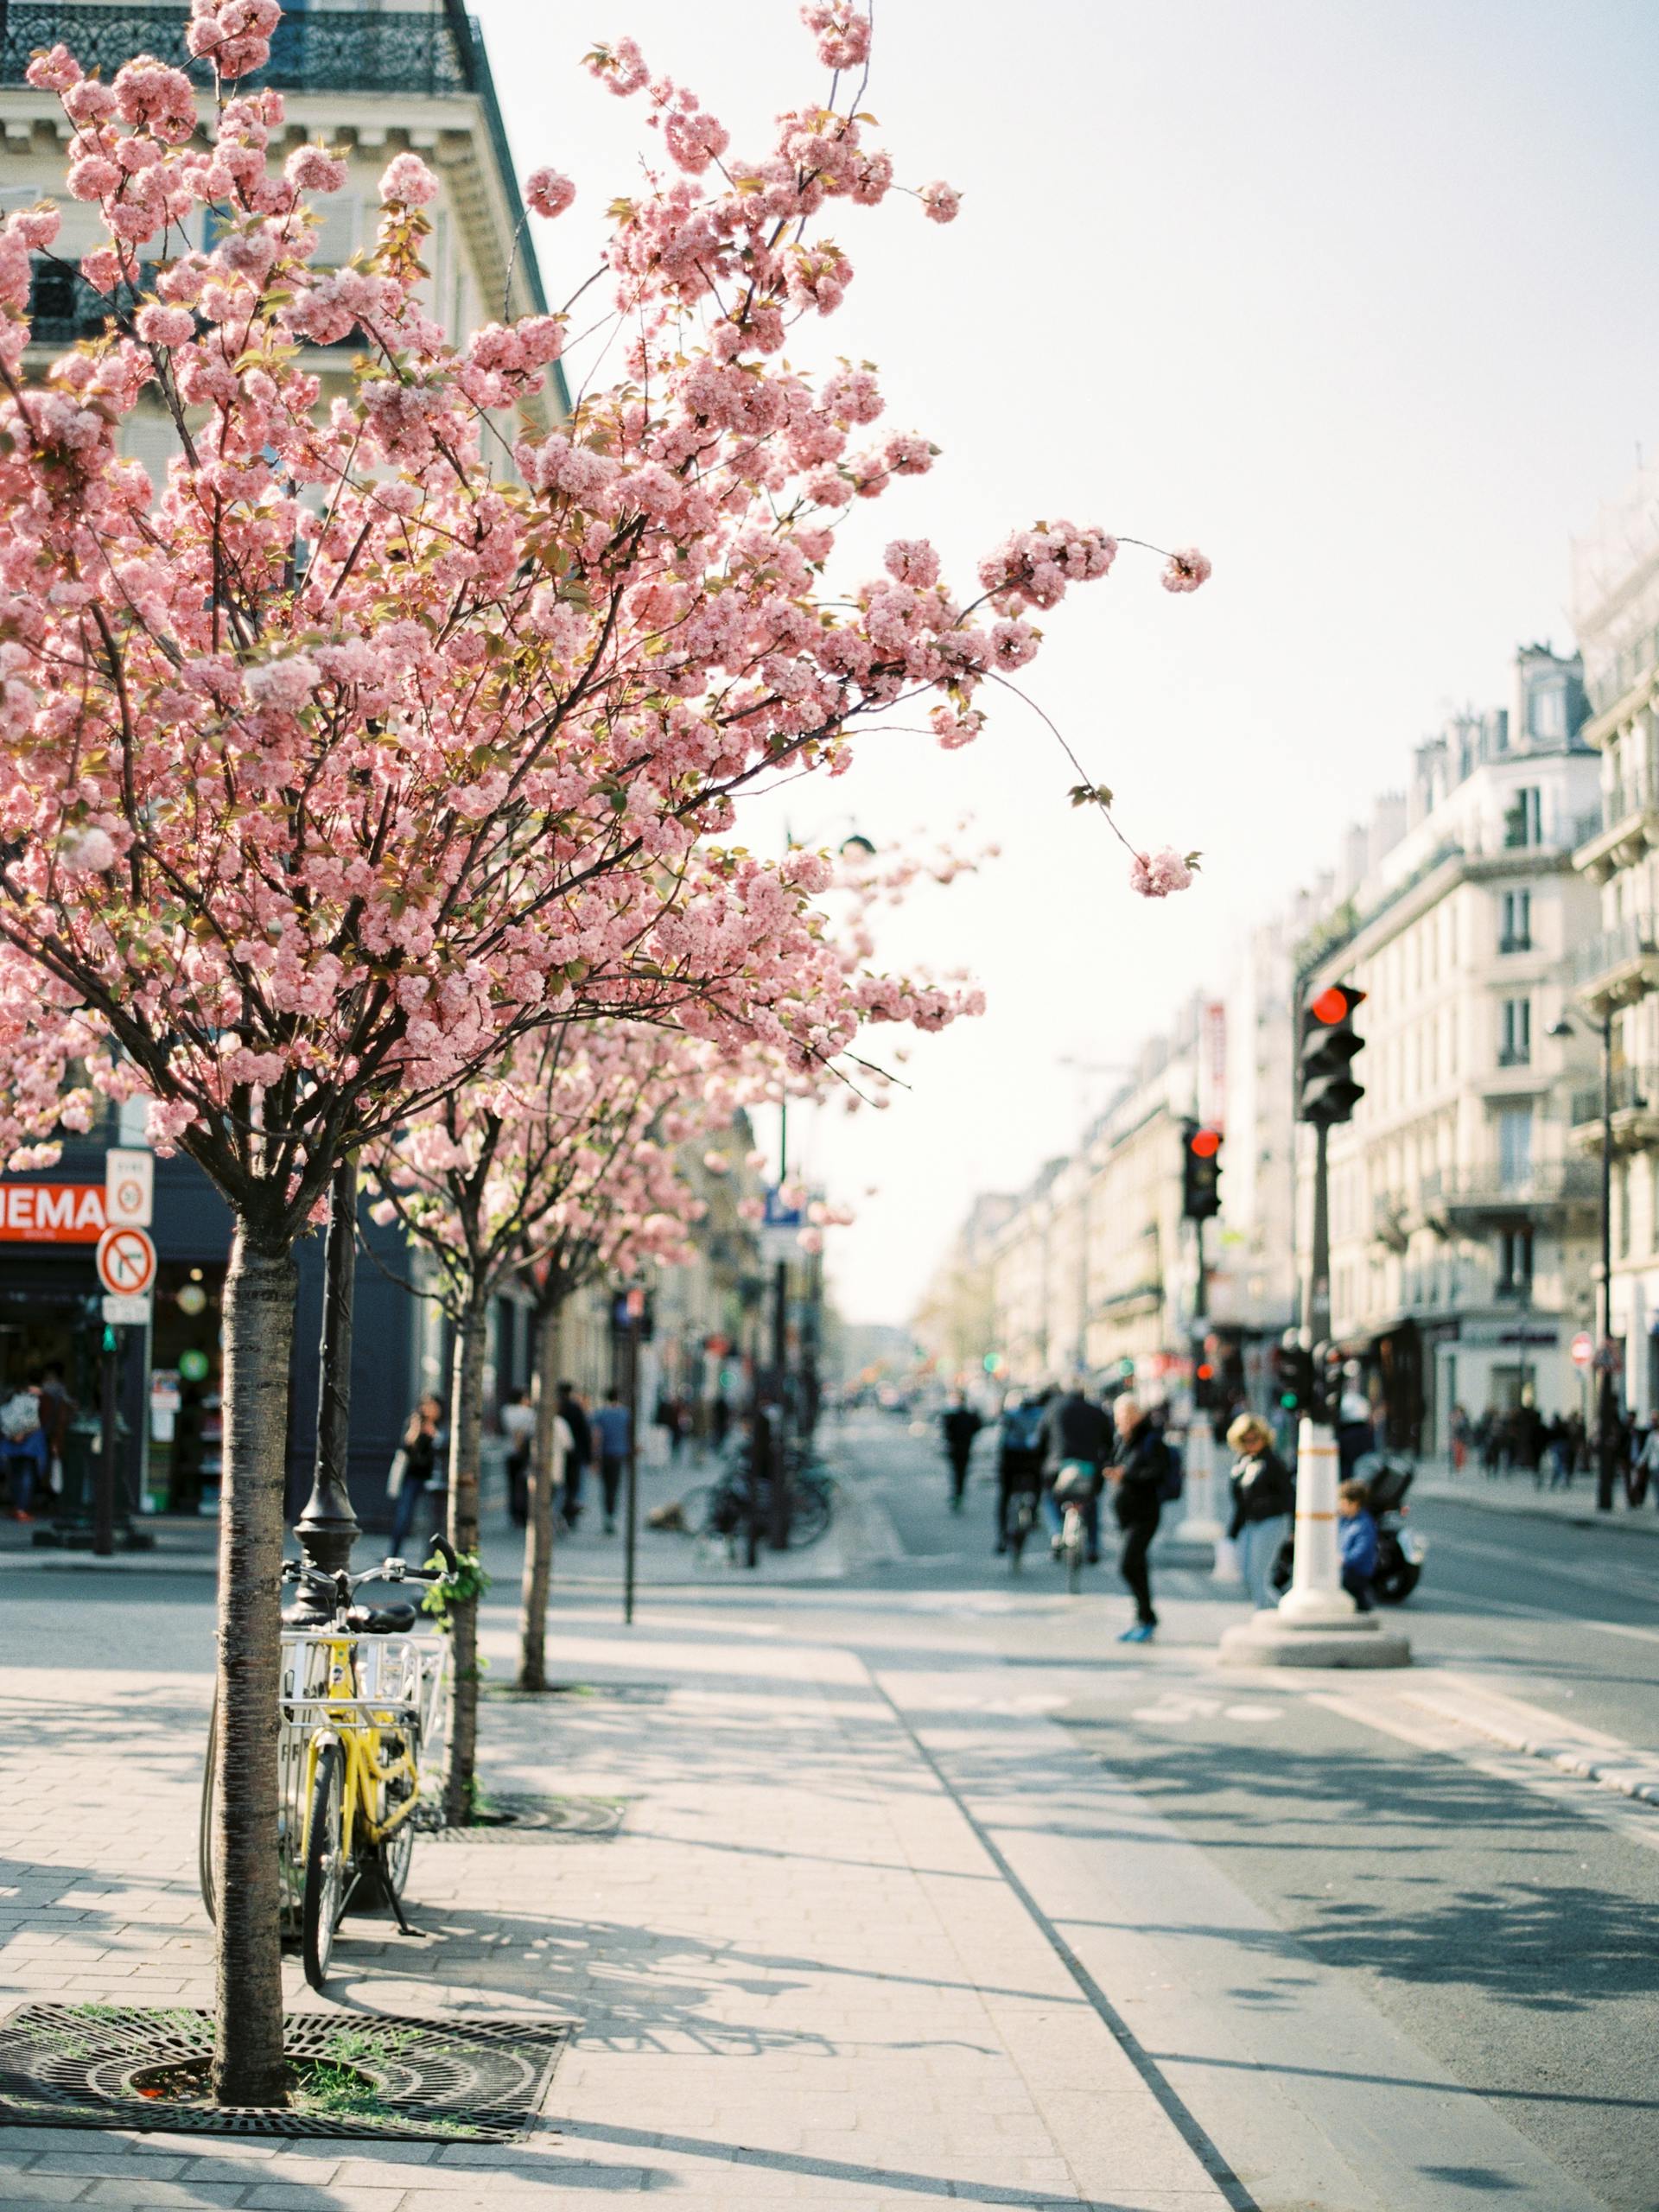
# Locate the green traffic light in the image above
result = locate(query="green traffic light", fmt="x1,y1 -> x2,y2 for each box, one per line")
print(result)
1279,1391 -> 1297,1408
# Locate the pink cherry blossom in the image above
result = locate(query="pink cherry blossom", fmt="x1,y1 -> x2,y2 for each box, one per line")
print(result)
378,151 -> 439,207
526,166 -> 576,219
1160,546 -> 1212,594
919,181 -> 962,224
1128,848 -> 1194,899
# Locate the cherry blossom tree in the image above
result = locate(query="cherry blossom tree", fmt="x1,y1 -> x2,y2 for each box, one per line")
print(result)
365,1020 -> 725,1813
0,0 -> 1205,2103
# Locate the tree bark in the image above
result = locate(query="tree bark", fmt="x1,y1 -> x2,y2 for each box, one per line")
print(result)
211,1223 -> 297,2107
518,1296 -> 563,1692
442,1296 -> 488,1824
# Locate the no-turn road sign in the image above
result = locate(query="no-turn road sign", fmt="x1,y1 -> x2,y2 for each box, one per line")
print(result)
1571,1331 -> 1594,1369
97,1224 -> 156,1298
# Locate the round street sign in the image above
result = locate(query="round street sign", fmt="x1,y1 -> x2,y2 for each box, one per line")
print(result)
97,1224 -> 157,1298
1571,1331 -> 1593,1369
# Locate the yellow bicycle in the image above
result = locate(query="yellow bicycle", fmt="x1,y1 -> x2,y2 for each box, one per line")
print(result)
198,1541 -> 454,1991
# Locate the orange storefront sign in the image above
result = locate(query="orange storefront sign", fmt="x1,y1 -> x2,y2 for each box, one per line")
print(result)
0,1183 -> 106,1243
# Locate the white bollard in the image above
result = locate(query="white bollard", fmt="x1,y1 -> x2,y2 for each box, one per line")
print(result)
1218,1415 -> 1408,1666
1277,1418 -> 1354,1623
1179,1419 -> 1223,1544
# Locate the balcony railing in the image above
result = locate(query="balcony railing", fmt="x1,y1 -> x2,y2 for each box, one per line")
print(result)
1573,912 -> 1659,990
1569,1066 -> 1659,1126
1422,1161 -> 1599,1210
1,6 -> 547,312
2,6 -> 469,95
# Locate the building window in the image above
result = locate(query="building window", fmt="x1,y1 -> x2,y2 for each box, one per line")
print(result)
1503,787 -> 1542,849
1497,1105 -> 1533,1188
1497,1226 -> 1533,1294
1499,889 -> 1531,953
1529,685 -> 1567,741
1617,1163 -> 1631,1259
1499,998 -> 1531,1066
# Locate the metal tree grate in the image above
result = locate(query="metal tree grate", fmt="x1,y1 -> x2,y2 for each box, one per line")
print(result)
416,1793 -> 631,1843
0,2005 -> 569,2140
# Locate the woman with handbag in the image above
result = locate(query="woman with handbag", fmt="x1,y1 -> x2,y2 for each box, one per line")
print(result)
388,1393 -> 446,1557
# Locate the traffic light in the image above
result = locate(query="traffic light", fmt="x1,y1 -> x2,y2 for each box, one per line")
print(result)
1181,1121 -> 1224,1220
1311,1339 -> 1346,1423
1271,1338 -> 1313,1413
1299,983 -> 1366,1126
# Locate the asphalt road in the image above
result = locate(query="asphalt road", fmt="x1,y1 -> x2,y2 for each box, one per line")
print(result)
827,1412 -> 1659,2212
10,1414 -> 1659,2209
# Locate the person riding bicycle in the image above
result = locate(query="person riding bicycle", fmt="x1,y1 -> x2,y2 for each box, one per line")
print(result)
1041,1382 -> 1109,1565
995,1392 -> 1048,1554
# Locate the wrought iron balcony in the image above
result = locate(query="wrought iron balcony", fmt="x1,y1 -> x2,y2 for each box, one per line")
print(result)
1,6 -> 546,311
1573,912 -> 1659,1007
2,6 -> 469,96
1421,1160 -> 1599,1221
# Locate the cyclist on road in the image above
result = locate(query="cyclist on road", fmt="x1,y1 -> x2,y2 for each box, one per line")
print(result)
995,1392 -> 1048,1553
1041,1382 -> 1109,1564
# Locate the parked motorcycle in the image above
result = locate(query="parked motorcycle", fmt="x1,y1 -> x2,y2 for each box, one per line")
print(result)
1270,1450 -> 1427,1604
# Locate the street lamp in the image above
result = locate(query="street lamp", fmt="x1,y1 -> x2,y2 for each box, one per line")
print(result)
1548,1009 -> 1618,1510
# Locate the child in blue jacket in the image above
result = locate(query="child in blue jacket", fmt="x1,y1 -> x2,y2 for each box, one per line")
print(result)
1338,1478 -> 1378,1611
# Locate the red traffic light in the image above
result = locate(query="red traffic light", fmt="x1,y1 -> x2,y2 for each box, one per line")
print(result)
1310,983 -> 1365,1027
1189,1127 -> 1222,1158
1196,1362 -> 1215,1381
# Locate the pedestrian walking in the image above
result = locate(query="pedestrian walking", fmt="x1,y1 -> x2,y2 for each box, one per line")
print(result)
1225,1412 -> 1294,1610
500,1388 -> 537,1528
939,1391 -> 982,1512
0,1371 -> 46,1521
1631,1414 -> 1659,1509
593,1387 -> 632,1535
1338,1478 -> 1378,1611
388,1392 -> 446,1557
1040,1382 -> 1109,1561
1450,1402 -> 1470,1474
1107,1393 -> 1168,1642
1543,1413 -> 1573,1492
557,1382 -> 591,1528
711,1391 -> 733,1452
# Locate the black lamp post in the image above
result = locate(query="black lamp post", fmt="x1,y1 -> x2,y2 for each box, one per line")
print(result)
1549,1011 -> 1618,1510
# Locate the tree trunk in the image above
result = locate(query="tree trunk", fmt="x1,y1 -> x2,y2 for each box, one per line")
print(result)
211,1224 -> 297,2107
518,1297 -> 563,1692
442,1297 -> 488,1824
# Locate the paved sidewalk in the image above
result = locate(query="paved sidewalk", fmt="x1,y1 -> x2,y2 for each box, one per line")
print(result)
0,1585 -> 1230,2211
1412,1465 -> 1659,1535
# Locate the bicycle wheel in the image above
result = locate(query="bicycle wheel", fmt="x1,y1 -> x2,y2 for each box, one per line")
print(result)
678,1484 -> 715,1537
197,1702 -> 218,1924
377,1813 -> 415,1904
302,1740 -> 348,1992
1065,1510 -> 1083,1596
788,1485 -> 833,1548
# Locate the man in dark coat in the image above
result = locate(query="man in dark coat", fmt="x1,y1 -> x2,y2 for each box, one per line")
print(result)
940,1393 -> 983,1511
1109,1395 -> 1169,1641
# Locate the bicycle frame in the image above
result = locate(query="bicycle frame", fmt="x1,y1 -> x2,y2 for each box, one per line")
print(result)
280,1628 -> 447,1915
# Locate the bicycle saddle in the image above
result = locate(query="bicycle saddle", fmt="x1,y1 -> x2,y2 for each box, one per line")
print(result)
345,1602 -> 418,1635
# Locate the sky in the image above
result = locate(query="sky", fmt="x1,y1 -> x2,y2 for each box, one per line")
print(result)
474,0 -> 1659,1325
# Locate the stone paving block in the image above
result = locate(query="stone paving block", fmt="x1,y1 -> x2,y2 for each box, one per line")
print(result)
79,2184 -> 246,2209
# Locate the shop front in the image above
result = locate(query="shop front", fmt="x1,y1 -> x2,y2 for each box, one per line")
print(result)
2,1141 -> 427,1534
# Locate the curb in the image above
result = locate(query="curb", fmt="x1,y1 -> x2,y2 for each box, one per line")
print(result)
1404,1679 -> 1659,1808
1414,1474 -> 1659,1539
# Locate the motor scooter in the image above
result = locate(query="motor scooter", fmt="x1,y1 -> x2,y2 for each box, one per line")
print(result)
1270,1450 -> 1427,1604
